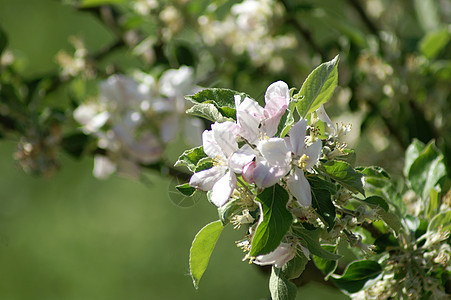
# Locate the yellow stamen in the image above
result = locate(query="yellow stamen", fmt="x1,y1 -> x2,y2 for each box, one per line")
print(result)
298,154 -> 310,169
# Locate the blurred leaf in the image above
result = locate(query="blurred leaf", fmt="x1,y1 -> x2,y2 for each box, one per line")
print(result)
250,185 -> 292,256
373,233 -> 398,254
407,140 -> 447,199
430,60 -> 451,80
309,177 -> 336,230
174,146 -> 207,172
427,209 -> 451,234
414,0 -> 441,32
281,254 -> 308,280
362,196 -> 389,212
378,210 -> 402,233
189,220 -> 224,289
296,55 -> 339,118
0,25 -> 7,56
404,139 -> 426,177
320,160 -> 365,195
427,186 -> 440,219
270,267 -> 297,300
293,227 -> 341,260
419,27 -> 451,59
61,132 -> 91,159
175,183 -> 196,197
80,0 -> 124,7
313,244 -> 338,279
331,260 -> 382,293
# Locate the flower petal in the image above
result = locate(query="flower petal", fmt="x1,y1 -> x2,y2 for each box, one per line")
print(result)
253,242 -> 296,268
304,140 -> 322,171
202,130 -> 225,159
264,81 -> 289,117
212,121 -> 239,158
316,105 -> 335,135
228,144 -> 255,173
257,138 -> 291,167
287,168 -> 312,207
210,171 -> 237,207
189,166 -> 226,191
289,119 -> 307,156
236,96 -> 264,144
253,160 -> 289,188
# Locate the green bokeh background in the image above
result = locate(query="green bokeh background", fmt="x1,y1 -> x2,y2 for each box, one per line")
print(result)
0,0 -> 348,298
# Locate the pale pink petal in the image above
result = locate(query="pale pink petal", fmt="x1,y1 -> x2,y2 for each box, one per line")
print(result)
242,161 -> 256,184
287,168 -> 312,207
189,166 -> 226,191
264,81 -> 290,117
236,97 -> 264,144
304,140 -> 322,171
212,121 -> 239,157
257,138 -> 291,167
316,105 -> 335,135
253,161 -> 289,188
253,243 -> 296,268
289,119 -> 307,156
210,171 -> 237,207
228,145 -> 255,173
202,130 -> 225,159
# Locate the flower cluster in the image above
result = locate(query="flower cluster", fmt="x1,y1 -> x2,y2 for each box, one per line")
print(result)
74,66 -> 203,179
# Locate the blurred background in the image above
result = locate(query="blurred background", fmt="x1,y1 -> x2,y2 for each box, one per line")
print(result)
0,0 -> 450,298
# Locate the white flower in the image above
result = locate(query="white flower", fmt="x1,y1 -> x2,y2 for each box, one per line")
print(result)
286,119 -> 322,207
253,242 -> 296,268
189,122 -> 254,207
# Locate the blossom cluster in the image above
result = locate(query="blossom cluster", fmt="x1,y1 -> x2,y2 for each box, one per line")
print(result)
74,66 -> 203,179
187,80 -> 350,266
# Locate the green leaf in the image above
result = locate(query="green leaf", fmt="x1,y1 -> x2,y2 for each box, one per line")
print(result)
270,267 -> 297,300
250,185 -> 293,256
293,227 -> 341,260
320,160 -> 365,195
312,244 -> 338,279
194,157 -> 213,172
378,210 -> 402,233
217,198 -> 241,226
307,175 -> 337,195
373,233 -> 398,254
419,27 -> 451,59
309,178 -> 336,230
186,103 -> 229,122
331,260 -> 382,293
0,26 -> 7,56
281,254 -> 308,280
361,196 -> 389,212
175,183 -> 196,197
404,139 -> 426,177
189,220 -> 224,289
174,146 -> 207,172
277,102 -> 296,138
414,0 -> 441,32
427,186 -> 440,219
296,55 -> 339,118
80,0 -> 125,7
61,132 -> 91,159
427,209 -> 451,234
186,88 -> 249,108
407,140 -> 447,199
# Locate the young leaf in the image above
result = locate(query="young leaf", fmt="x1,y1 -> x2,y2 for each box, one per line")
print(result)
312,244 -> 339,279
427,186 -> 440,219
331,260 -> 382,293
293,227 -> 341,260
270,267 -> 297,300
175,183 -> 196,197
189,220 -> 224,289
378,210 -> 402,233
217,198 -> 241,226
185,88 -> 249,108
419,27 -> 450,59
407,141 -> 446,199
403,139 -> 426,177
296,55 -> 339,118
427,209 -> 451,234
309,180 -> 336,230
186,103 -> 229,122
250,185 -> 292,256
174,146 -> 207,172
320,160 -> 365,195
280,254 -> 308,280
361,195 -> 389,212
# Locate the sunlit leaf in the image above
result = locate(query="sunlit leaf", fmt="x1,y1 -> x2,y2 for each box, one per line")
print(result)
270,267 -> 297,300
331,260 -> 382,293
189,220 -> 224,288
174,146 -> 207,172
